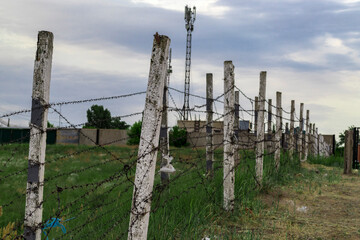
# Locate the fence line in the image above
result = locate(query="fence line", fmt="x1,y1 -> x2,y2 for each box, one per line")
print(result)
0,31 -> 336,240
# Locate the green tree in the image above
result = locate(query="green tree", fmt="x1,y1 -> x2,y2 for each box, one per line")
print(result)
127,121 -> 142,145
337,125 -> 355,148
111,117 -> 129,129
169,126 -> 188,147
47,121 -> 54,128
84,105 -> 128,129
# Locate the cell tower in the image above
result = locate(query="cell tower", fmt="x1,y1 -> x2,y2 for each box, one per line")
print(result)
182,5 -> 196,120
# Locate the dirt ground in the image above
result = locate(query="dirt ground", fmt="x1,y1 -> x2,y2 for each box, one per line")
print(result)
259,163 -> 360,240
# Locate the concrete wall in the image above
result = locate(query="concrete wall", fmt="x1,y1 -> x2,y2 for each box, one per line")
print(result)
57,128 -> 128,146
56,129 -> 79,144
79,129 -> 97,146
99,129 -> 128,146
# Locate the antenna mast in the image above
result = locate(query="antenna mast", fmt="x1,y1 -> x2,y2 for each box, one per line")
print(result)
182,5 -> 196,120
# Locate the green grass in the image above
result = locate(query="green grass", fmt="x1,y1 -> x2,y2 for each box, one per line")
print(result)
0,144 -> 328,239
307,154 -> 344,168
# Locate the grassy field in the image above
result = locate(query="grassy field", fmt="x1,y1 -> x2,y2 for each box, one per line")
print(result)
0,144 -> 344,239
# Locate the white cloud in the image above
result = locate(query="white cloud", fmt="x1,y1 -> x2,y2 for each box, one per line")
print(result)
285,34 -> 360,66
130,0 -> 230,18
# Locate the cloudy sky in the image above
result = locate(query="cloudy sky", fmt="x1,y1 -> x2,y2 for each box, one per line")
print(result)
1,0 -> 360,138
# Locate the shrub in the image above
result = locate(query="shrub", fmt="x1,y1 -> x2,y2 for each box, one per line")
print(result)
169,126 -> 188,147
127,121 -> 142,145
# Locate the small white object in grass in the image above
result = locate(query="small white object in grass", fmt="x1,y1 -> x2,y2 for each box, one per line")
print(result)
159,154 -> 176,173
296,206 -> 308,213
202,237 -> 210,240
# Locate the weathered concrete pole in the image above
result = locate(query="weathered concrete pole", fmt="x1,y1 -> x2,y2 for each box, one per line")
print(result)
24,31 -> 53,240
312,123 -> 316,155
128,33 -> 170,240
298,103 -> 304,160
267,99 -> 272,134
223,61 -> 235,211
267,99 -> 273,152
234,91 -> 240,165
344,129 -> 353,174
254,96 -> 259,136
255,71 -> 266,187
206,73 -> 214,174
289,100 -> 295,160
304,110 -> 310,161
275,92 -> 282,170
309,123 -> 313,157
160,63 -> 170,184
316,127 -> 319,156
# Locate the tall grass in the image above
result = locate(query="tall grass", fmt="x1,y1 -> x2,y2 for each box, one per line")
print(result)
0,144 -> 307,239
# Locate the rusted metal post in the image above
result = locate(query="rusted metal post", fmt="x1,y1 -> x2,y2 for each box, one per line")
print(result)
206,73 -> 214,174
298,103 -> 304,160
256,71 -> 266,186
24,31 -> 53,240
275,92 -> 282,170
128,34 -> 170,240
223,61 -> 235,211
289,100 -> 295,160
234,91 -> 239,165
304,110 -> 310,161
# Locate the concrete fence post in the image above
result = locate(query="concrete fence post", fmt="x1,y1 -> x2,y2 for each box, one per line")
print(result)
128,33 -> 170,240
298,103 -> 304,160
312,123 -> 316,155
304,110 -> 310,161
267,99 -> 272,134
234,91 -> 240,165
289,100 -> 295,160
24,31 -> 53,240
223,61 -> 235,211
160,62 -> 170,184
344,129 -> 353,174
206,73 -> 214,174
254,96 -> 259,136
316,127 -> 319,156
275,91 -> 282,170
309,123 -> 313,157
267,99 -> 272,152
256,71 -> 266,186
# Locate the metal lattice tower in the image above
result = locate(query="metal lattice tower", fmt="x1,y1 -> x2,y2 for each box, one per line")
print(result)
182,5 -> 196,120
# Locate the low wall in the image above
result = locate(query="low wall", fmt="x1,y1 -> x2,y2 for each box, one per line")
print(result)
57,129 -> 128,146
99,129 -> 128,146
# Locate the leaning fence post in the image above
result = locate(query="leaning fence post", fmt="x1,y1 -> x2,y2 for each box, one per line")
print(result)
275,91 -> 282,170
24,31 -> 53,240
304,110 -> 310,161
128,33 -> 170,240
298,103 -> 304,160
289,100 -> 295,160
206,73 -> 214,174
255,71 -> 266,186
223,61 -> 235,211
234,91 -> 240,165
